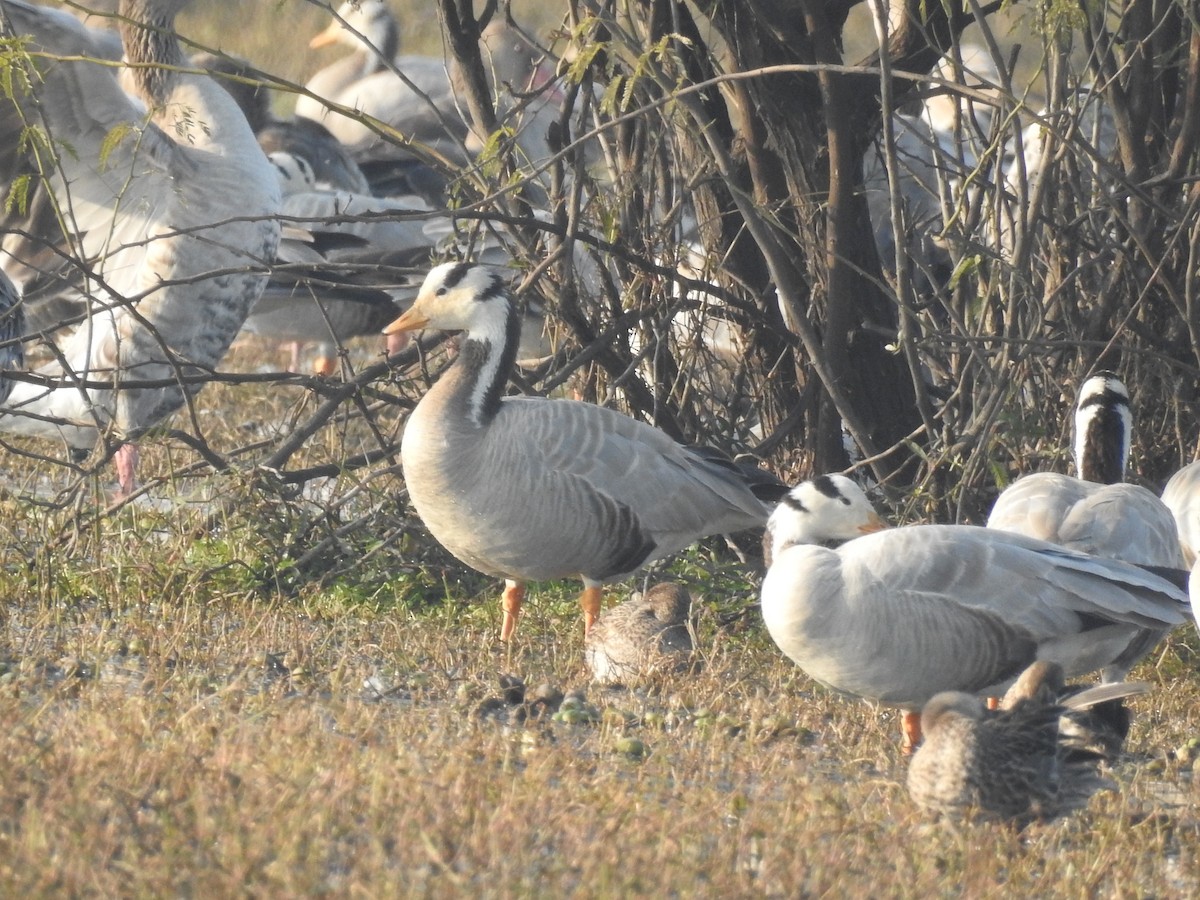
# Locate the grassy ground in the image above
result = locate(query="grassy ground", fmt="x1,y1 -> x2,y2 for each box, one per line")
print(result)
2,3 -> 1197,896
0,337 -> 1198,896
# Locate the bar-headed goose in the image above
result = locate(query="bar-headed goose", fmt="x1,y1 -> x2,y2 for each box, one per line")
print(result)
295,0 -> 468,169
585,582 -> 694,684
1161,461 -> 1200,569
987,373 -> 1183,569
906,660 -> 1148,822
384,262 -> 784,640
0,0 -> 281,495
761,475 -> 1188,751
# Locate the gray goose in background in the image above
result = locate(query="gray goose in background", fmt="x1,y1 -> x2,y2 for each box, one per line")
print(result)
987,373 -> 1182,570
0,269 -> 22,406
0,0 -> 281,496
243,151 -> 434,375
189,50 -> 372,195
295,0 -> 467,198
760,475 -> 1189,752
907,660 -> 1148,823
585,582 -> 694,684
384,262 -> 784,641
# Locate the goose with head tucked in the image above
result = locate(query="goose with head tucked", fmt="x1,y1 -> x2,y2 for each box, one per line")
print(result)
0,0 -> 281,496
760,475 -> 1189,751
906,660 -> 1148,823
384,262 -> 784,641
987,373 -> 1182,570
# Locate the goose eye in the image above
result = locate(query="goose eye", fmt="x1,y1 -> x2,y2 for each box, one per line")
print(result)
436,287 -> 448,296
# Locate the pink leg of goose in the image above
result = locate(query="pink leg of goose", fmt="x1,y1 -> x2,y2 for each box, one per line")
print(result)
114,442 -> 139,498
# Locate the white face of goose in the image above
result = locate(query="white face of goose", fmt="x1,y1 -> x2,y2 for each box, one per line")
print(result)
764,474 -> 888,563
314,0 -> 394,51
383,263 -> 510,338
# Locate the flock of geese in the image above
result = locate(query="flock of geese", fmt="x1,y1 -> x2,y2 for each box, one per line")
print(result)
0,1 -> 1198,824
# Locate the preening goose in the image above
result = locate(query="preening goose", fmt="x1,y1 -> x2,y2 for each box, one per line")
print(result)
906,660 -> 1148,822
760,475 -> 1188,750
987,373 -> 1183,569
385,262 -> 784,640
0,0 -> 281,495
584,582 -> 694,684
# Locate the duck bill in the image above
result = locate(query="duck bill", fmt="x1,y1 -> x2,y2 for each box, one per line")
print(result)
858,514 -> 889,534
382,306 -> 430,335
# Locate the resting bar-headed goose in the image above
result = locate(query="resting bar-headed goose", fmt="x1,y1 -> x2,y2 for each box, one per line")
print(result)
761,476 -> 1188,750
987,373 -> 1182,569
907,660 -> 1148,822
385,262 -> 784,640
0,0 -> 281,495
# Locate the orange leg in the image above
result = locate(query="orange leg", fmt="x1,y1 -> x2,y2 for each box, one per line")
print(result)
313,355 -> 336,377
580,585 -> 602,636
901,710 -> 923,755
500,581 -> 525,642
986,697 -> 1000,711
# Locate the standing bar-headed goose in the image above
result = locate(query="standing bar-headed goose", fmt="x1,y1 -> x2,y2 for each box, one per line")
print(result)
761,476 -> 1188,751
0,0 -> 281,495
987,373 -> 1182,569
385,262 -> 783,640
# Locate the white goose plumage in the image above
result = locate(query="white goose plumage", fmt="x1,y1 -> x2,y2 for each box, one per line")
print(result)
385,262 -> 783,640
0,0 -> 281,494
760,475 -> 1189,749
987,373 -> 1182,569
1161,461 -> 1200,569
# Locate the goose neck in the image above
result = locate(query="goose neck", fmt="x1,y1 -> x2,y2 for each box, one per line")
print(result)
446,297 -> 521,429
118,0 -> 184,105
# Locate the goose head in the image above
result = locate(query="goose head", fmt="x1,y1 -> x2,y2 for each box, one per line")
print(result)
1073,371 -> 1130,484
764,474 -> 888,565
309,0 -> 399,57
383,262 -> 510,336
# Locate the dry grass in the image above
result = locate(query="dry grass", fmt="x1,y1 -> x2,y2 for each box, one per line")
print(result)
0,548 -> 1198,896
1,352 -> 1199,897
